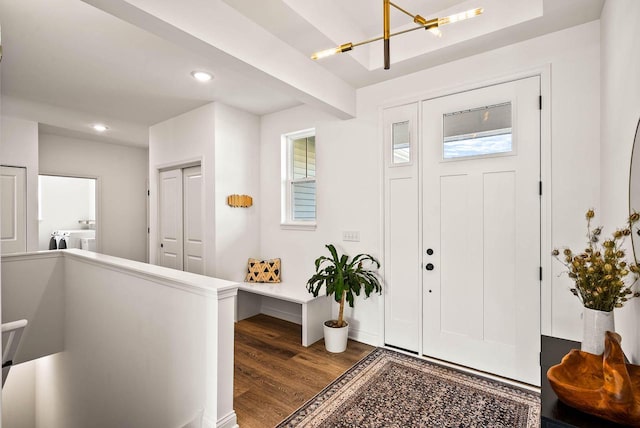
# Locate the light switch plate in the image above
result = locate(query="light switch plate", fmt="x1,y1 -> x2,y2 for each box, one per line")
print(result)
342,231 -> 360,242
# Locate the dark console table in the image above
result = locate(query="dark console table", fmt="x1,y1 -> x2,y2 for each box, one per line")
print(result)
541,335 -> 628,427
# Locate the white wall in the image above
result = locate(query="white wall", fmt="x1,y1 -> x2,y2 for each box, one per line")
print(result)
600,0 -> 640,362
0,116 -> 39,252
213,103 -> 260,281
149,102 -> 260,281
2,252 -> 65,428
38,175 -> 95,250
39,133 -> 148,262
259,105 -> 383,344
2,250 -> 238,428
38,253 -> 235,428
2,361 -> 36,428
1,116 -> 40,428
260,22 -> 602,346
1,253 -> 65,364
150,103 -> 216,274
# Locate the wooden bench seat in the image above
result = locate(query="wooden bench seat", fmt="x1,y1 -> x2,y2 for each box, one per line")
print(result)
236,282 -> 331,347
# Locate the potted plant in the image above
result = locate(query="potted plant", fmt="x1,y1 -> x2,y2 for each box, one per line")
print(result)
552,209 -> 640,354
307,244 -> 383,353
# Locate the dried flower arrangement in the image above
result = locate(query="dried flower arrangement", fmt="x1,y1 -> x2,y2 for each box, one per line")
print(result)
552,209 -> 640,312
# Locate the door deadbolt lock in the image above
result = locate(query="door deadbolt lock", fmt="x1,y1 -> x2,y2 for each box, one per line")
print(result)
426,248 -> 434,255
160,243 -> 164,248
425,263 -> 434,271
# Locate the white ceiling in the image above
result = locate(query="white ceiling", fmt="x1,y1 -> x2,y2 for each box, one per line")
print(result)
0,0 -> 604,147
0,0 -> 301,146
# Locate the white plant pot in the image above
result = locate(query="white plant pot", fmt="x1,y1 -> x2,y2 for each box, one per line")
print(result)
323,321 -> 349,353
582,307 -> 615,355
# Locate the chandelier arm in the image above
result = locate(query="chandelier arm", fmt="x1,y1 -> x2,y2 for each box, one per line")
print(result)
389,2 -> 416,20
350,25 -> 430,50
390,25 -> 429,37
352,36 -> 384,48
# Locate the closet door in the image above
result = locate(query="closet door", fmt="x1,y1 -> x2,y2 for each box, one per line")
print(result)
183,166 -> 203,274
159,169 -> 183,270
383,103 -> 421,352
1,166 -> 27,254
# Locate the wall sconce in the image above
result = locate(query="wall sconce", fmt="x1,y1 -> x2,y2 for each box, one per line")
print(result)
227,194 -> 253,208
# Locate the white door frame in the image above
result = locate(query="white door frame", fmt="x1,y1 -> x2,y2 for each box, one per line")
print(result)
154,159 -> 203,268
1,165 -> 27,254
38,172 -> 102,255
380,65 -> 553,350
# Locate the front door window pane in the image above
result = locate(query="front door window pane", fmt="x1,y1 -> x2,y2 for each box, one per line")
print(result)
443,102 -> 512,159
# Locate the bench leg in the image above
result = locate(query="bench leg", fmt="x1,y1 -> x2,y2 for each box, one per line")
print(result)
302,297 -> 332,347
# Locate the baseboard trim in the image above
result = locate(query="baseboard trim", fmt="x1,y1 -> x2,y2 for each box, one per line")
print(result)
348,328 -> 378,347
261,306 -> 302,325
213,411 -> 238,428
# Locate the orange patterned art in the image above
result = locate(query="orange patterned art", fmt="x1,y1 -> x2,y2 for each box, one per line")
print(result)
547,331 -> 640,425
227,194 -> 253,208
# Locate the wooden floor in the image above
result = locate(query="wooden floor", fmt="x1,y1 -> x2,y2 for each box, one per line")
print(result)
234,314 -> 374,428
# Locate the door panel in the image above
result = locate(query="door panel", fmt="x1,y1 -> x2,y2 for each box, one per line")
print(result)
1,166 -> 27,254
483,171 -> 516,345
183,165 -> 203,274
439,174 -> 480,339
159,169 -> 183,270
422,77 -> 540,385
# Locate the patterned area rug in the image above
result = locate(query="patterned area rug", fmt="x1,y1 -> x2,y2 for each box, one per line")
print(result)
277,348 -> 540,428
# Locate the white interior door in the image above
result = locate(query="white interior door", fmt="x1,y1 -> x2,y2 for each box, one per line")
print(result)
159,168 -> 183,270
1,166 -> 27,254
422,77 -> 541,385
183,165 -> 203,274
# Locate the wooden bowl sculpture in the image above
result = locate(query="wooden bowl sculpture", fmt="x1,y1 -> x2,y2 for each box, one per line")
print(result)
547,331 -> 640,426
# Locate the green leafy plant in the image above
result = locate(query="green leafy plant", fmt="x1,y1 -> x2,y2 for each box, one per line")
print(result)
307,244 -> 383,328
552,209 -> 640,311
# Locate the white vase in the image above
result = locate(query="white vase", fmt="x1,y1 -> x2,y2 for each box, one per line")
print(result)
582,307 -> 615,355
323,321 -> 349,353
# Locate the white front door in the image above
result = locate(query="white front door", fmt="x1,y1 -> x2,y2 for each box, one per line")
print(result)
1,166 -> 27,254
182,165 -> 203,274
422,77 -> 541,385
159,168 -> 183,270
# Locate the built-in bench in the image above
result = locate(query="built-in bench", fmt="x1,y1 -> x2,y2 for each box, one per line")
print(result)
236,282 -> 331,347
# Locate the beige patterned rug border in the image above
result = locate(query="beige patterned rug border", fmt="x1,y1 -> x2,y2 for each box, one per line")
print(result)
277,347 -> 540,428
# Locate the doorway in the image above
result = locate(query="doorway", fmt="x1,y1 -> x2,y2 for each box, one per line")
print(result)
38,175 -> 97,251
384,76 -> 541,385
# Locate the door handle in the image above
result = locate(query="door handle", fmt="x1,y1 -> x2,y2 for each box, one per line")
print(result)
425,263 -> 434,271
426,248 -> 434,255
160,243 -> 164,248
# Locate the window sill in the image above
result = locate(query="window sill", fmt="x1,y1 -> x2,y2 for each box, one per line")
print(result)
280,222 -> 317,231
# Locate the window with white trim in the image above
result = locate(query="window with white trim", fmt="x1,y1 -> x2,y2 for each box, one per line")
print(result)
282,129 -> 316,229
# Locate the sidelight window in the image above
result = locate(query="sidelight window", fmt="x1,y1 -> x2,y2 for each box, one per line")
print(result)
392,121 -> 411,164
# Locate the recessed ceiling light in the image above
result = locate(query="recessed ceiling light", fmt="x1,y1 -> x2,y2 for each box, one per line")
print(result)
191,70 -> 213,82
92,123 -> 108,132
